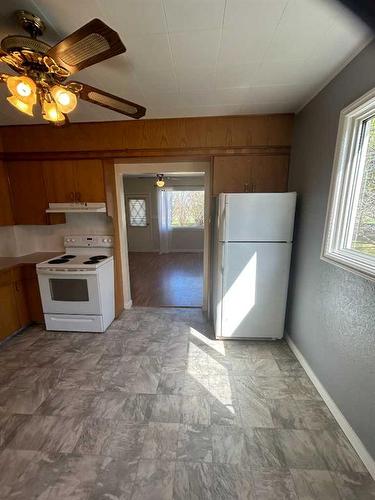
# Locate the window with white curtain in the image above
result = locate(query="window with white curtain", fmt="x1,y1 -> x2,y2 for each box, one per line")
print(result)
322,88 -> 375,280
168,190 -> 204,228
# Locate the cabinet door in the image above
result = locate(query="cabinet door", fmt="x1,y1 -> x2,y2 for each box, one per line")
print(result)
7,161 -> 48,225
74,160 -> 105,202
213,156 -> 252,195
43,160 -> 76,203
0,283 -> 20,341
22,265 -> 44,323
0,162 -> 14,226
251,156 -> 289,192
14,280 -> 30,328
213,155 -> 289,195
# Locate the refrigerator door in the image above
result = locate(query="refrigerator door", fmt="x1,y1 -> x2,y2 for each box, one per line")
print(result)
218,242 -> 292,339
219,192 -> 296,242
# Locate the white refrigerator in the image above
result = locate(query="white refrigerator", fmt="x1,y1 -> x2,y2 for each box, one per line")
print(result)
213,192 -> 297,339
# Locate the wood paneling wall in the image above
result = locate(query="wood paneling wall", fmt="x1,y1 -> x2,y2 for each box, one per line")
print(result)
0,114 -> 293,158
0,114 -> 294,317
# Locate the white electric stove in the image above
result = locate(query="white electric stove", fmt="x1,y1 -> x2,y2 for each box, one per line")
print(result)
37,235 -> 115,333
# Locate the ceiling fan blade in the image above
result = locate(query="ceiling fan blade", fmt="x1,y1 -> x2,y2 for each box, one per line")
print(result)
47,19 -> 126,75
73,81 -> 146,119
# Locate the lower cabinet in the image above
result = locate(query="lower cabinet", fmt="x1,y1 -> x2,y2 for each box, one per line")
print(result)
22,265 -> 44,323
0,265 -> 43,342
0,282 -> 20,341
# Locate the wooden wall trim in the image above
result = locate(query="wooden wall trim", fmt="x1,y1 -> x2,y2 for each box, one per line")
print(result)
103,159 -> 124,318
0,114 -> 294,155
1,145 -> 290,162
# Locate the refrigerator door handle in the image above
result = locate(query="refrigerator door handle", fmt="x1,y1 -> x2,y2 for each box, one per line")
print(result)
221,243 -> 226,272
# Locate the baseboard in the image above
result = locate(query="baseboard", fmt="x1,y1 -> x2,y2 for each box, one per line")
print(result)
286,335 -> 375,480
124,300 -> 133,309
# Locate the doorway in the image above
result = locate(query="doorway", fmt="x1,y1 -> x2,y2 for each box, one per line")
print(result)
124,173 -> 205,307
115,161 -> 211,310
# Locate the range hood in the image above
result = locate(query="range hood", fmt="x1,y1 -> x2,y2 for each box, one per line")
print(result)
46,203 -> 107,213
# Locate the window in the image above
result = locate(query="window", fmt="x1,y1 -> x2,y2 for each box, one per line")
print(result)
322,88 -> 375,280
168,190 -> 204,228
128,197 -> 148,227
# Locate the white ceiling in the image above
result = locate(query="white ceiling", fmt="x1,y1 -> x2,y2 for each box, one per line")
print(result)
0,0 -> 372,125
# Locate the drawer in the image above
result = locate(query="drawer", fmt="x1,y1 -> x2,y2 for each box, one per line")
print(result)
44,314 -> 105,333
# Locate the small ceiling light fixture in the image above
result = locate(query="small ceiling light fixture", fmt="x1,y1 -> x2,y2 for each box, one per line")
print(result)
155,174 -> 165,188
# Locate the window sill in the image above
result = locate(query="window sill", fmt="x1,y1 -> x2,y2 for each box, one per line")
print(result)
321,249 -> 375,282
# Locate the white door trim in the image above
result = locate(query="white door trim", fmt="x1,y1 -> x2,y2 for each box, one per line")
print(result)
114,160 -> 211,310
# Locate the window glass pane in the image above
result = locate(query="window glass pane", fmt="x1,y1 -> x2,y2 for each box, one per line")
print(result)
49,279 -> 89,301
169,190 -> 204,227
347,116 -> 375,257
129,198 -> 147,227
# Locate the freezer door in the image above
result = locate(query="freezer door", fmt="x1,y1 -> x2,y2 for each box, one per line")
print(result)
221,192 -> 296,242
219,242 -> 292,339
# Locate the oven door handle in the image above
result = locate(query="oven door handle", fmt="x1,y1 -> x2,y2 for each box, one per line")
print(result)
37,269 -> 98,276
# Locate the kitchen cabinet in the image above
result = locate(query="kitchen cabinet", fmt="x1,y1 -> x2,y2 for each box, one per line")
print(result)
0,162 -> 14,226
43,159 -> 105,203
7,161 -> 49,225
0,282 -> 19,341
22,265 -> 44,323
0,269 -> 22,342
0,263 -> 44,342
213,155 -> 289,195
13,267 -> 30,328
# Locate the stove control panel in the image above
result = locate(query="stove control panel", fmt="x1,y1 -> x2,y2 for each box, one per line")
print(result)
64,235 -> 114,248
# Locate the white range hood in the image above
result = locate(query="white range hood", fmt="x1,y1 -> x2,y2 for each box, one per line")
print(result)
46,202 -> 107,213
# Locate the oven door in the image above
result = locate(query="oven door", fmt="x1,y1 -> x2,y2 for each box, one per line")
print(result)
37,269 -> 101,315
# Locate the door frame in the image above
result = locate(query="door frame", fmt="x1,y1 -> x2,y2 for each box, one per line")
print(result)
114,159 -> 212,311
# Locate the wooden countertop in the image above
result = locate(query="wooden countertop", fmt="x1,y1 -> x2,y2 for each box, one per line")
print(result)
0,252 -> 61,272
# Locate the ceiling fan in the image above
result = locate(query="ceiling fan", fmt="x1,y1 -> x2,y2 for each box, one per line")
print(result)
0,10 -> 146,125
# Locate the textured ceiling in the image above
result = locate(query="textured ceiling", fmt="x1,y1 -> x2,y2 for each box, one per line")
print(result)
0,0 -> 372,125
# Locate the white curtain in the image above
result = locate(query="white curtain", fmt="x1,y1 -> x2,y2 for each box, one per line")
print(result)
157,188 -> 171,254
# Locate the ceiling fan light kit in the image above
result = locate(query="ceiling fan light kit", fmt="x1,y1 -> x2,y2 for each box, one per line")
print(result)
0,11 -> 146,125
155,174 -> 166,188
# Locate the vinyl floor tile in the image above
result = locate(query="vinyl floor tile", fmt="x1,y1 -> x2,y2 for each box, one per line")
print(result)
0,307 -> 372,498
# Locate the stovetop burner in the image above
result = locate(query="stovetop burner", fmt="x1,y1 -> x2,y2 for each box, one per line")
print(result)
90,255 -> 107,261
62,254 -> 76,259
48,258 -> 70,264
83,260 -> 97,265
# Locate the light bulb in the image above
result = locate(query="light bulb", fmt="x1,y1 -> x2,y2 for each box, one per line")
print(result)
16,81 -> 32,97
42,100 -> 65,123
7,76 -> 36,104
51,85 -> 77,113
156,174 -> 165,188
7,96 -> 34,116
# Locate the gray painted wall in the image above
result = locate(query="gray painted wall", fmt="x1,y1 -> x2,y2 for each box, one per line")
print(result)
287,40 -> 375,459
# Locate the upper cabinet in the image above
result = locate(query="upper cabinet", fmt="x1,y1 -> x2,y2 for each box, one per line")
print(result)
43,159 -> 105,203
0,162 -> 14,226
5,159 -> 106,225
7,161 -> 49,225
213,155 -> 289,195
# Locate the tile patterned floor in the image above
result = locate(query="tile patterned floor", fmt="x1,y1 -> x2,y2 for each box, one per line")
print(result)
0,308 -> 374,499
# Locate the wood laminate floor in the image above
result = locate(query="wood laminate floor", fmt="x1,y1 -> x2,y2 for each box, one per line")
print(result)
128,252 -> 204,307
0,308 -> 373,499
